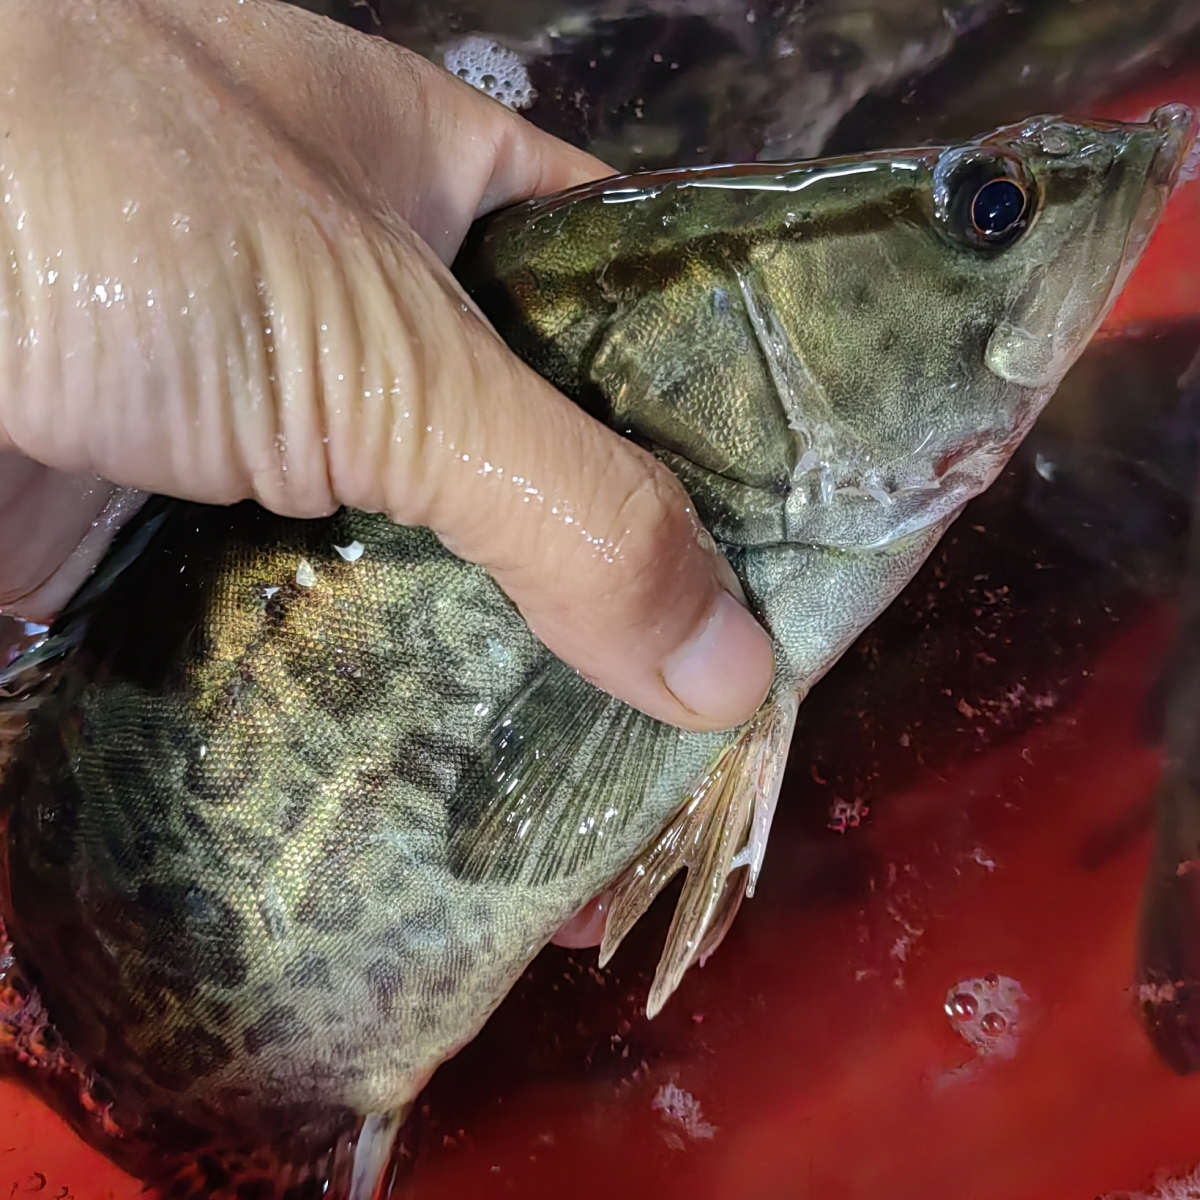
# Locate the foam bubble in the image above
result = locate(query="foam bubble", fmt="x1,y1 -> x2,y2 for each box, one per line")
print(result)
944,972 -> 1026,1060
1100,1163 -> 1200,1199
442,36 -> 536,111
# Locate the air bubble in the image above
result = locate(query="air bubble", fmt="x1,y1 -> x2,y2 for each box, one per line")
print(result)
980,1011 -> 1007,1036
946,992 -> 978,1020
944,973 -> 1026,1060
441,37 -> 536,111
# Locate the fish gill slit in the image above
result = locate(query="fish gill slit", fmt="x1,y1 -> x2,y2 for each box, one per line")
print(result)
730,258 -> 832,470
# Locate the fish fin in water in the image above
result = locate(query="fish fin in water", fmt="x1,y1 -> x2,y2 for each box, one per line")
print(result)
448,657 -> 677,886
600,694 -> 799,1019
349,1110 -> 405,1200
137,1106 -> 408,1199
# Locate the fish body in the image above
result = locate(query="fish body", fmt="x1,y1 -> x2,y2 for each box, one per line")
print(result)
0,108 -> 1192,1196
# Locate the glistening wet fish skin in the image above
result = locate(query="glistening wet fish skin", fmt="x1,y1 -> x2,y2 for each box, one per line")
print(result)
0,107 -> 1192,1198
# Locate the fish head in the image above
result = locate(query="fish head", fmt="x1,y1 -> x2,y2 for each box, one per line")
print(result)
670,105 -> 1196,557
460,105 -> 1194,689
465,107 -> 1194,557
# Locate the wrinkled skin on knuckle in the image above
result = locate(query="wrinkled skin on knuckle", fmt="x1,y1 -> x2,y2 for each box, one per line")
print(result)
601,467 -> 716,636
357,245 -> 511,528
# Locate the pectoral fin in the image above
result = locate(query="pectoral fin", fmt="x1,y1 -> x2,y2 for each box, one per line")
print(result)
447,658 -> 674,886
600,694 -> 799,1018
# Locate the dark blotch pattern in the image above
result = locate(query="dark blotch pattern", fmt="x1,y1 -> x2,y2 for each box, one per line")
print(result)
136,882 -> 249,991
365,960 -> 402,1018
242,1006 -> 304,1057
285,951 -> 331,991
141,1023 -> 234,1091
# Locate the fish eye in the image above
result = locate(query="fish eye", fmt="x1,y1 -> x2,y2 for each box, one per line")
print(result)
971,179 -> 1028,240
934,151 -> 1037,252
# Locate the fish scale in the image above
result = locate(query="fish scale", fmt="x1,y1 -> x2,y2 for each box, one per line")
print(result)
0,107 -> 1193,1198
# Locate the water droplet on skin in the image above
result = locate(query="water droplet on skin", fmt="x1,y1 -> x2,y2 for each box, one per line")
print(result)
984,973 -> 999,987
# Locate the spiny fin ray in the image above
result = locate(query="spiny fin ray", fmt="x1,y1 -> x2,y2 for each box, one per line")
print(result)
599,694 -> 798,1018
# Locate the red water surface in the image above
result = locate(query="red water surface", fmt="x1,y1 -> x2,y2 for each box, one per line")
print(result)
8,72 -> 1200,1200
1101,71 -> 1200,333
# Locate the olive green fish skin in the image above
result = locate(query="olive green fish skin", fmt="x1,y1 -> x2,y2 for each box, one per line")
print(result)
0,108 -> 1191,1180
459,109 -> 1193,694
3,504 -> 725,1137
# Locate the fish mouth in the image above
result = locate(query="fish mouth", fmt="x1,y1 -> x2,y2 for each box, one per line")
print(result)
1147,104 -> 1196,194
984,104 -> 1197,394
1113,104 -> 1197,298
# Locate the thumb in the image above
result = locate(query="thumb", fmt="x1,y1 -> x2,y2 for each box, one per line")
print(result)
0,0 -> 775,731
366,256 -> 778,732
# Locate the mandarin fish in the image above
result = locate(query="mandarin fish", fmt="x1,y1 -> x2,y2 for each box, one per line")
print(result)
0,106 -> 1193,1199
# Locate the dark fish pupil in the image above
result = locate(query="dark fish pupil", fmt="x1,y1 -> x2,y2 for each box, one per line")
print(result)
971,179 -> 1026,237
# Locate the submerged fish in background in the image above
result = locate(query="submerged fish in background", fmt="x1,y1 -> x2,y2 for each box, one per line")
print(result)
298,0 -> 1200,170
1134,345 -> 1200,1073
831,0 -> 1200,153
306,0 -> 1005,168
0,109 -> 1192,1198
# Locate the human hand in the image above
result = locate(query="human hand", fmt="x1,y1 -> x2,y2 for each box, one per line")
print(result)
0,0 -> 775,732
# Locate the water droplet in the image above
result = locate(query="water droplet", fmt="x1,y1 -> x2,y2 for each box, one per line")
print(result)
981,1011 -> 1007,1037
946,992 -> 978,1020
983,973 -> 999,987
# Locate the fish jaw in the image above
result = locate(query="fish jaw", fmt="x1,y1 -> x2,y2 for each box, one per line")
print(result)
984,104 -> 1197,393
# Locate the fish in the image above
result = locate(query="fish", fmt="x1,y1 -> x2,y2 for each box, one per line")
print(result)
356,0 -> 1006,168
831,0 -> 1200,158
1134,342 -> 1200,1073
330,0 -> 1200,170
0,107 -> 1192,1198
